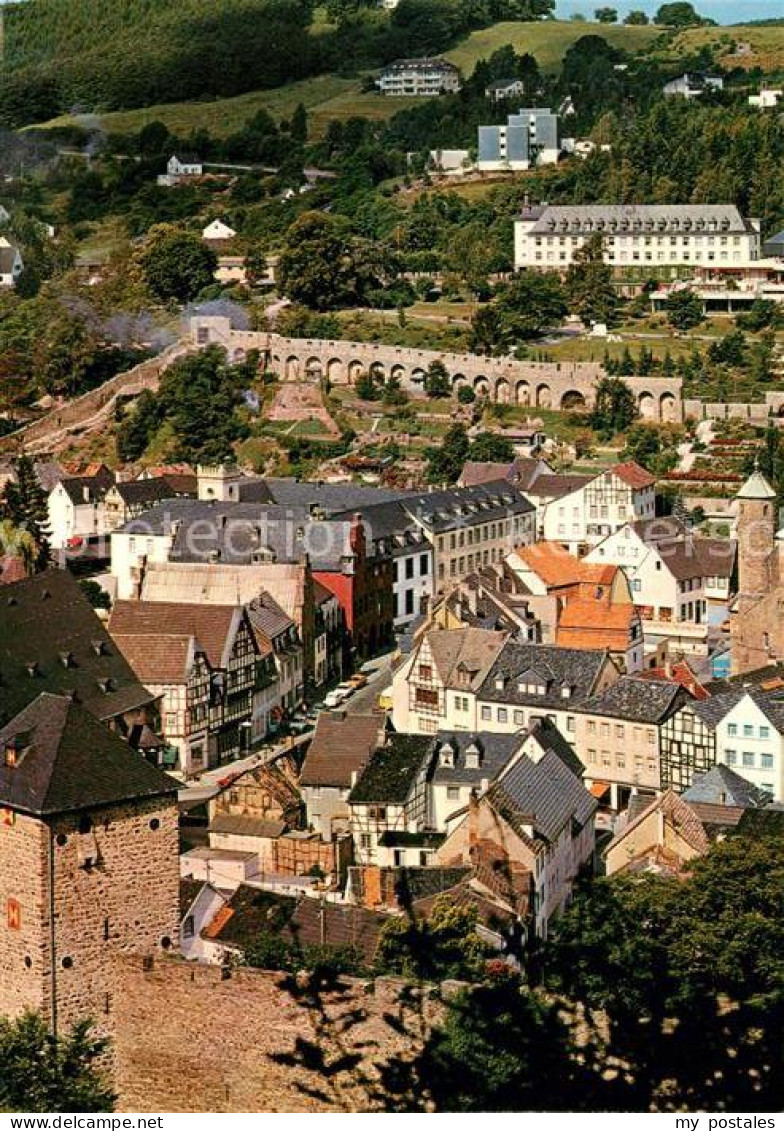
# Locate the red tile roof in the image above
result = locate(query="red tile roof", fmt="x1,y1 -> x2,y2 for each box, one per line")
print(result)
636,661 -> 709,701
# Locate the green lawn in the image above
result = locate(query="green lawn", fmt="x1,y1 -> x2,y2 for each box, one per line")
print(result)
32,74 -> 425,140
666,24 -> 784,72
444,20 -> 660,73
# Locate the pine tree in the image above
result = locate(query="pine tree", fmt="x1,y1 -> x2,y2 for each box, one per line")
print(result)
1,455 -> 50,570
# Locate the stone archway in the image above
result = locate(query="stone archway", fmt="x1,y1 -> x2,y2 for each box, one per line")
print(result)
285,355 -> 300,381
474,376 -> 490,397
452,372 -> 466,389
327,358 -> 345,383
560,389 -> 587,411
638,391 -> 655,419
516,380 -> 530,405
660,392 -> 677,422
495,378 -> 510,404
233,348 -> 246,363
305,356 -> 323,380
369,361 -> 385,382
411,367 -> 426,386
391,364 -> 406,383
348,360 -> 364,384
536,383 -> 552,408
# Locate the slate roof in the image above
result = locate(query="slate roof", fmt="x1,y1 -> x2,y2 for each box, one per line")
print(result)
524,473 -> 592,500
656,537 -> 736,581
430,731 -> 521,785
478,641 -> 609,709
109,633 -> 195,685
348,734 -> 432,805
631,515 -> 688,542
0,569 -> 156,725
246,591 -> 295,643
109,601 -> 245,671
607,790 -> 710,861
402,482 -> 534,533
263,478 -> 411,513
283,897 -> 386,962
202,885 -> 297,949
111,476 -> 195,507
528,204 -> 749,236
425,627 -> 509,692
179,878 -> 206,918
488,725 -> 597,846
459,458 -> 544,491
209,814 -> 287,838
693,687 -> 784,732
0,693 -> 178,816
576,677 -> 687,724
347,864 -> 471,909
300,712 -> 384,789
683,764 -> 773,808
525,716 -> 585,778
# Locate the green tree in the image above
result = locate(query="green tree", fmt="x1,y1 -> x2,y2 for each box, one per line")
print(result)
138,226 -> 217,305
277,212 -> 384,311
0,1013 -> 115,1112
590,376 -> 637,440
594,7 -> 617,21
424,359 -> 451,398
665,289 -> 704,331
472,274 -> 566,353
79,579 -> 112,611
565,233 -> 618,326
457,384 -> 476,405
376,895 -> 488,982
623,8 -> 649,22
413,969 -> 588,1112
356,369 -> 381,401
622,423 -> 678,475
426,423 -> 470,485
290,102 -> 308,143
0,455 -> 50,570
470,433 -> 515,462
654,1 -> 704,25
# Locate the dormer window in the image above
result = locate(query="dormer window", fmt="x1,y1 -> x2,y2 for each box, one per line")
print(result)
495,676 -> 505,691
439,743 -> 455,768
561,686 -> 572,699
97,677 -> 116,694
26,662 -> 40,678
91,640 -> 108,657
60,651 -> 76,669
465,742 -> 482,770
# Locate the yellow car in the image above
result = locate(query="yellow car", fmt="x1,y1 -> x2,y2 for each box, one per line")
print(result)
377,689 -> 393,711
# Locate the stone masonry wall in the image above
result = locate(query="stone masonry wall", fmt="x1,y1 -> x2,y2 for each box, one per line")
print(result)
47,796 -> 180,1038
0,810 -> 49,1021
112,955 -> 435,1112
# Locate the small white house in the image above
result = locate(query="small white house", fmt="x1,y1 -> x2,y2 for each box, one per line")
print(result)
0,237 -> 23,288
716,692 -> 784,803
749,88 -> 782,109
202,219 -> 237,242
158,154 -> 203,186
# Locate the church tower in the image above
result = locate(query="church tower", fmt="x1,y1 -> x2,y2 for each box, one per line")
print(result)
731,466 -> 779,675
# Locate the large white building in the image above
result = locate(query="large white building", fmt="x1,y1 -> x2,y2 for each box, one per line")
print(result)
514,204 -> 762,271
477,107 -> 559,171
377,57 -> 460,97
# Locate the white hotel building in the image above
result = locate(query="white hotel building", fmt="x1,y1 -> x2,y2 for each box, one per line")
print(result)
514,204 -> 762,271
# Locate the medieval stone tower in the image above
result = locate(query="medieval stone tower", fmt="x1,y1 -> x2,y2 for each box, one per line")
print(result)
0,694 -> 180,1038
731,467 -> 781,675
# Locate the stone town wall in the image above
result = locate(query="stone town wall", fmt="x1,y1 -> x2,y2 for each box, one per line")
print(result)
191,316 -> 683,422
111,954 -> 436,1112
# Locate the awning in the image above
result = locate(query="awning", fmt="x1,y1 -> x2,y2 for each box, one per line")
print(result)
590,781 -> 611,799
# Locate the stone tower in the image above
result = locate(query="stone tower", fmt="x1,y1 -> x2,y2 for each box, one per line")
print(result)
0,694 -> 180,1038
731,466 -> 780,675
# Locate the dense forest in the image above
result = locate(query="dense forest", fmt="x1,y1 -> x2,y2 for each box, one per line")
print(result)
0,0 -> 553,127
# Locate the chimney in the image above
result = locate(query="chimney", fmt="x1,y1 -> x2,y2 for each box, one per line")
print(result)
364,865 -> 382,908
664,654 -> 673,679
468,789 -> 480,854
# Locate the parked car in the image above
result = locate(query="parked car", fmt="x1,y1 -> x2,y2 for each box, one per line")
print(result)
324,682 -> 356,709
347,673 -> 368,690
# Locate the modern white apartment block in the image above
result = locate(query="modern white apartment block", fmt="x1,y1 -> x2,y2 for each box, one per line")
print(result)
377,57 -> 460,96
514,204 -> 762,271
477,107 -> 559,171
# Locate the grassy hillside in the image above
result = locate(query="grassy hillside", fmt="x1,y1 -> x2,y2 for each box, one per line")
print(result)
444,19 -> 660,72
32,75 -> 425,139
667,24 -> 784,71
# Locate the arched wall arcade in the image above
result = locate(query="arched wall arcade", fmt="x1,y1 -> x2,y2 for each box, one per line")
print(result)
191,315 -> 684,422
